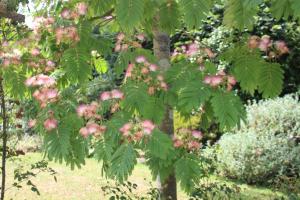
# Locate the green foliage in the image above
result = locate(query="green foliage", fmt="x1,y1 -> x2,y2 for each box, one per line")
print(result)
258,62 -> 283,98
146,129 -> 174,160
215,131 -> 300,183
61,47 -> 92,84
270,0 -> 293,20
210,91 -> 245,129
108,143 -> 137,182
222,45 -> 284,97
244,94 -> 300,137
115,0 -> 145,31
43,114 -> 86,169
223,0 -> 262,30
175,154 -> 203,192
177,81 -> 211,115
3,68 -> 27,99
179,0 -> 212,29
190,181 -> 241,200
158,1 -> 180,34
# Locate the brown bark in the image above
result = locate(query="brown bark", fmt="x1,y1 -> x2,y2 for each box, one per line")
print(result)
0,2 -> 25,23
0,77 -> 8,200
153,17 -> 177,200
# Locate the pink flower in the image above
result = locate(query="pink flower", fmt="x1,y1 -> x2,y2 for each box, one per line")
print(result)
160,82 -> 168,91
275,41 -> 289,55
186,43 -> 199,56
76,2 -> 88,16
61,9 -> 71,19
77,104 -> 88,117
86,122 -> 100,134
142,120 -> 155,134
2,59 -> 10,67
111,89 -> 124,99
47,60 -> 56,68
79,127 -> 90,138
248,36 -> 260,49
115,43 -> 121,52
117,33 -> 125,41
136,34 -> 145,41
135,56 -> 146,63
100,91 -> 111,101
120,123 -> 132,134
125,64 -> 134,78
188,141 -> 201,150
259,35 -> 272,51
149,64 -> 158,72
31,48 -> 40,56
173,138 -> 184,148
141,67 -> 149,75
210,75 -> 223,87
227,76 -> 237,86
192,130 -> 203,139
44,118 -> 58,131
204,48 -> 216,58
157,75 -> 164,81
28,119 -> 37,128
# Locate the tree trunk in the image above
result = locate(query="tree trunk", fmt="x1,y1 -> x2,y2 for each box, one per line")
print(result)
0,2 -> 25,23
0,77 -> 8,200
153,17 -> 177,200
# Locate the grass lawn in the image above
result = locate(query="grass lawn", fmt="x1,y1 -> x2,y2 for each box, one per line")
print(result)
5,153 -> 292,200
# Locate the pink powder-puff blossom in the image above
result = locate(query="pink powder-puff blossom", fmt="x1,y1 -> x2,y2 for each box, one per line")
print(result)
192,130 -> 203,139
188,141 -> 201,150
275,41 -> 289,55
28,119 -> 37,128
227,76 -> 237,86
119,123 -> 132,135
44,118 -> 58,131
31,48 -> 40,56
79,127 -> 90,138
111,89 -> 124,99
173,138 -> 184,148
135,56 -> 146,63
149,64 -> 158,72
100,91 -> 111,101
142,120 -> 155,135
76,2 -> 88,16
61,9 -> 71,19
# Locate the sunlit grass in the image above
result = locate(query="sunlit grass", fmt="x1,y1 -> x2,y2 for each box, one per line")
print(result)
6,153 -> 291,200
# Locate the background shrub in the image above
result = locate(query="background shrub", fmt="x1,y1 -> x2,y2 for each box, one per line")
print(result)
244,94 -> 300,137
215,132 -> 300,184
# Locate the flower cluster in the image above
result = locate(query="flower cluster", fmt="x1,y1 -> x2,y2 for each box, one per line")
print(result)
99,89 -> 124,101
203,70 -> 237,91
77,102 -> 101,119
125,56 -> 168,94
173,128 -> 203,151
43,110 -> 58,131
248,35 -> 289,57
114,32 -> 145,52
79,122 -> 106,138
172,42 -> 216,59
119,120 -> 156,142
25,74 -> 59,108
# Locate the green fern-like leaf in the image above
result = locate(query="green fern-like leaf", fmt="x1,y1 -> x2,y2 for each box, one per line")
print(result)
115,0 -> 145,31
271,0 -> 293,20
158,1 -> 180,34
108,143 -> 137,182
89,0 -> 115,16
146,129 -> 174,160
258,63 -> 283,98
3,68 -> 27,99
223,0 -> 262,30
291,0 -> 300,20
61,47 -> 92,84
175,154 -> 203,193
179,0 -> 212,29
177,81 -> 211,115
210,91 -> 245,129
224,46 -> 263,94
141,96 -> 166,124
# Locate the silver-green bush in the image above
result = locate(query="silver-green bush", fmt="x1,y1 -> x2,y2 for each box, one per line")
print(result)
244,94 -> 300,137
216,132 -> 300,183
